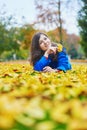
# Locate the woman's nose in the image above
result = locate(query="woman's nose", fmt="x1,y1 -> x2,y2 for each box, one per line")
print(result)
43,40 -> 47,44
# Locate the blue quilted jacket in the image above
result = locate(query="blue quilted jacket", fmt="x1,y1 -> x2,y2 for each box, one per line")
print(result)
34,48 -> 72,72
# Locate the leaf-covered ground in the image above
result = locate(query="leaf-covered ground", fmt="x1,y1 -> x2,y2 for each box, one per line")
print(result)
0,61 -> 87,130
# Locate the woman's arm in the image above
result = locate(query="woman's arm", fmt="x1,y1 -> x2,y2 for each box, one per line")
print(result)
34,46 -> 57,71
34,56 -> 51,71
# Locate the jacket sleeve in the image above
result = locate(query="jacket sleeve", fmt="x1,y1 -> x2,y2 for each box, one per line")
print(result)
34,56 -> 51,71
57,48 -> 72,72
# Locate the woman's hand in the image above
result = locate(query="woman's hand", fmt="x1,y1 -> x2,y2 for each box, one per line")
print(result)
44,46 -> 57,58
43,66 -> 57,72
46,46 -> 57,54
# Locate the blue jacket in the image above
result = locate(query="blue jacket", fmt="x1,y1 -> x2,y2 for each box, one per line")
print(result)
34,48 -> 72,72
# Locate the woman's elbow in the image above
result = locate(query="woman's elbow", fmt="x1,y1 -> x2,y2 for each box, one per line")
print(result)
34,64 -> 43,71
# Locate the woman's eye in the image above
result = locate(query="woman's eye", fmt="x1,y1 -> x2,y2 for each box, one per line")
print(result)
44,37 -> 47,40
39,37 -> 47,44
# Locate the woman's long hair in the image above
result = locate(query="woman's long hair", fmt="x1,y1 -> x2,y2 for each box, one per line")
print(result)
30,32 -> 47,65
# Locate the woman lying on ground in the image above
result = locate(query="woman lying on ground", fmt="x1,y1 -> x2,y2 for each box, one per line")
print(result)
30,32 -> 72,72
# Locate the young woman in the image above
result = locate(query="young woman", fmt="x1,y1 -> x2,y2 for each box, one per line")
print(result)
30,32 -> 72,72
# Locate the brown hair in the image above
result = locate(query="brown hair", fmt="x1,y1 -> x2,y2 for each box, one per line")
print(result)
30,32 -> 47,65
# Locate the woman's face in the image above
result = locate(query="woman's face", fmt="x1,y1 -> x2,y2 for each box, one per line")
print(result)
39,34 -> 51,51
